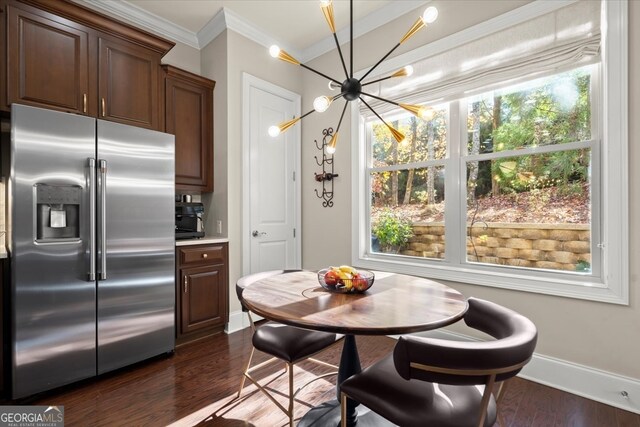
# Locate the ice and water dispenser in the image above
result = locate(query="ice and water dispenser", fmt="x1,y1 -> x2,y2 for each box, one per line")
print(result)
35,184 -> 81,242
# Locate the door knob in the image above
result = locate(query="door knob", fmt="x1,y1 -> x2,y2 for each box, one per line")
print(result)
252,230 -> 267,237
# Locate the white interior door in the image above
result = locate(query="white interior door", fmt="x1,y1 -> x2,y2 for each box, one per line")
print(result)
243,74 -> 301,275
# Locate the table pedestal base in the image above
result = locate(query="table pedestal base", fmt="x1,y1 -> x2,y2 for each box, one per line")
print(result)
297,400 -> 394,427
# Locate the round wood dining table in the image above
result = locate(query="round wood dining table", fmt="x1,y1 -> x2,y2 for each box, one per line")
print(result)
241,270 -> 468,427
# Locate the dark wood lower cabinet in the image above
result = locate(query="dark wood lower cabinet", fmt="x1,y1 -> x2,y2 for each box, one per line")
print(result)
180,264 -> 226,335
176,243 -> 228,345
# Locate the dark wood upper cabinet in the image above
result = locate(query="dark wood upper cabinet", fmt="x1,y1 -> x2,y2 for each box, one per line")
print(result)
6,4 -> 90,115
163,65 -> 215,192
1,0 -> 174,130
99,37 -> 160,130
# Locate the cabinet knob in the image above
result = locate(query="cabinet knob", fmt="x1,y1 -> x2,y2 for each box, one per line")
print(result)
202,253 -> 208,258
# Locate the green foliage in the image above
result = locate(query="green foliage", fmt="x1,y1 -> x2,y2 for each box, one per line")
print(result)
576,259 -> 591,272
372,210 -> 414,253
370,67 -> 593,208
414,190 -> 431,204
371,107 -> 447,207
473,68 -> 592,197
557,182 -> 584,197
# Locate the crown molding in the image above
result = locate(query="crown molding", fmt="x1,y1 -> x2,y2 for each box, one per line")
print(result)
81,0 -> 199,49
198,8 -> 302,59
79,0 -> 430,61
300,0 -> 428,63
196,7 -> 226,49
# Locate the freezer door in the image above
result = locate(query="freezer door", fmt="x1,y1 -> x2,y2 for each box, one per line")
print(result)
96,120 -> 175,374
10,104 -> 97,398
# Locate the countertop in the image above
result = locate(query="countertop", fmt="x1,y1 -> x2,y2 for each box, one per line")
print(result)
175,237 -> 229,246
0,239 -> 228,255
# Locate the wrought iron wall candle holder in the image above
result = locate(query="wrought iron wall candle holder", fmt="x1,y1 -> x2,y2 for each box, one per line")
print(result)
314,128 -> 339,207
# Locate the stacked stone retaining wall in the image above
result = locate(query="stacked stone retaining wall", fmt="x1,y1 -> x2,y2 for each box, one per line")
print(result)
400,222 -> 590,271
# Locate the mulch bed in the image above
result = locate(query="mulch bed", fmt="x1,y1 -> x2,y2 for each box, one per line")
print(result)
372,185 -> 589,224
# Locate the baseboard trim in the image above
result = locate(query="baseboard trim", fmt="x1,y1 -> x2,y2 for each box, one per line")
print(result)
408,329 -> 640,415
225,310 -> 247,334
225,310 -> 264,334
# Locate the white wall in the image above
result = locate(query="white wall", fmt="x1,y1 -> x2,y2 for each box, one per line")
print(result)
301,0 -> 640,381
201,30 -> 303,314
162,41 -> 201,75
201,32 -> 228,240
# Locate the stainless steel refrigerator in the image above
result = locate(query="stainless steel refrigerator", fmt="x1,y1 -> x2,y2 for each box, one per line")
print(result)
8,104 -> 175,398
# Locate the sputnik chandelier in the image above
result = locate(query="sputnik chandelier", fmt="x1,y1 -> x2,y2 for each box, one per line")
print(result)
268,0 -> 438,154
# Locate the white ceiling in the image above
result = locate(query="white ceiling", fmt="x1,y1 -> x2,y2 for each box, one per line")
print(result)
83,1 -> 428,60
127,1 -> 394,52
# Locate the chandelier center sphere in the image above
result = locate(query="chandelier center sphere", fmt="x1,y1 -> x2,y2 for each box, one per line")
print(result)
341,78 -> 362,101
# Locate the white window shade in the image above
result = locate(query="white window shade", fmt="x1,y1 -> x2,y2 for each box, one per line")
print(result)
360,0 -> 601,117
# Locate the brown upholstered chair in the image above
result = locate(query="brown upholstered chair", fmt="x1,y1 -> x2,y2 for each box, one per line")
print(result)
340,297 -> 537,427
236,270 -> 343,427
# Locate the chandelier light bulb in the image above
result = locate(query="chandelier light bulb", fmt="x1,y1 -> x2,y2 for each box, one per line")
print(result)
320,0 -> 332,7
268,125 -> 281,137
269,45 -> 281,58
313,96 -> 332,113
326,132 -> 338,154
419,107 -> 435,120
392,65 -> 415,78
328,80 -> 339,91
422,6 -> 438,24
404,65 -> 414,77
400,103 -> 434,121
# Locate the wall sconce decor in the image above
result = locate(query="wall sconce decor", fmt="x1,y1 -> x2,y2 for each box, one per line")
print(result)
314,128 -> 339,207
267,0 -> 438,154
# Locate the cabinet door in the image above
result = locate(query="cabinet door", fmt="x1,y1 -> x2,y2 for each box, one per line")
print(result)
98,37 -> 160,130
7,5 -> 90,114
179,264 -> 227,335
166,77 -> 213,192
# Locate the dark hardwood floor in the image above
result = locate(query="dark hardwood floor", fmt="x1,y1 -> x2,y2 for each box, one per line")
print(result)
24,328 -> 639,426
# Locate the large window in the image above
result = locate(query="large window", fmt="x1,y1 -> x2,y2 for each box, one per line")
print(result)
370,105 -> 447,257
368,66 -> 596,272
353,0 -> 627,303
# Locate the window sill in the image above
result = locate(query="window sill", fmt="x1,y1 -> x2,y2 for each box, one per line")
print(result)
354,253 -> 627,305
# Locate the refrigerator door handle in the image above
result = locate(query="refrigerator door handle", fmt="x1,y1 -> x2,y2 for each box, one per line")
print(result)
88,158 -> 97,281
99,159 -> 107,280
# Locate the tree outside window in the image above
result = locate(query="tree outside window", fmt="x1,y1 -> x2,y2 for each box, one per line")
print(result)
368,66 -> 594,274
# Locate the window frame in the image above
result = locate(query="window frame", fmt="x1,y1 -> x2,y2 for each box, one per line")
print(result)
350,0 -> 628,304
